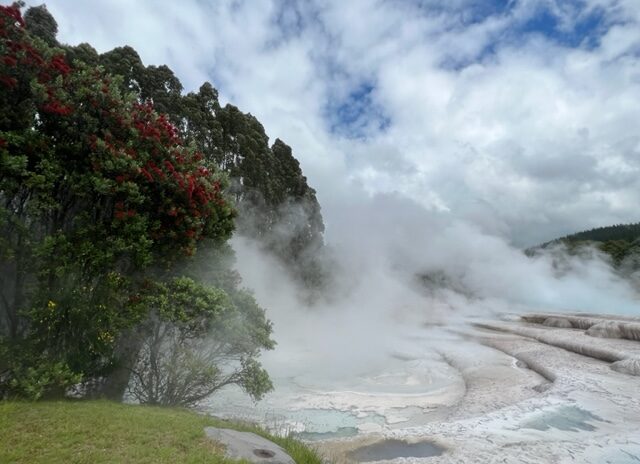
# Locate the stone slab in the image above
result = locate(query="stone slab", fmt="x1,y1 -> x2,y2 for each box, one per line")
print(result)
204,427 -> 295,464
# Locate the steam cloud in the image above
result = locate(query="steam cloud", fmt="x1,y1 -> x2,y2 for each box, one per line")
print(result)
231,187 -> 639,381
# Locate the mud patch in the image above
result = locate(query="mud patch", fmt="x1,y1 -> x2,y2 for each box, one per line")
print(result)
347,439 -> 444,462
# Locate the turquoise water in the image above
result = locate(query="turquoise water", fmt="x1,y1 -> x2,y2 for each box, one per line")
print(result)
274,408 -> 385,434
294,427 -> 359,441
519,406 -> 606,432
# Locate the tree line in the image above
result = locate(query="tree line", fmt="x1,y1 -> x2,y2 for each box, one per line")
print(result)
0,3 -> 323,404
527,223 -> 640,270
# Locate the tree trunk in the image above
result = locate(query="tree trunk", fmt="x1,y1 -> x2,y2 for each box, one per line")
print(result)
97,328 -> 144,400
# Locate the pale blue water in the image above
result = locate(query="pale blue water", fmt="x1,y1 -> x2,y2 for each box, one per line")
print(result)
294,427 -> 359,441
599,449 -> 640,463
519,405 -> 606,432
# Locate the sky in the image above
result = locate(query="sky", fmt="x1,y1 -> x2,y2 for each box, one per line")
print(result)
34,0 -> 640,247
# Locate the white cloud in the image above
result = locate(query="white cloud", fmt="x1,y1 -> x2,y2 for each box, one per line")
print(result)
27,0 -> 640,249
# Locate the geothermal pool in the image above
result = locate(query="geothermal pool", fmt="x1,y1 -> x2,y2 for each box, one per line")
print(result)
202,313 -> 640,463
203,339 -> 464,439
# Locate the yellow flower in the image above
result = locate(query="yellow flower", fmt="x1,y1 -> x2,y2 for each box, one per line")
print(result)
98,331 -> 115,344
47,300 -> 57,310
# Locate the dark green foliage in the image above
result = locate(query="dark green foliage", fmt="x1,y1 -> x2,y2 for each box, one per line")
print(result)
528,223 -> 640,270
0,343 -> 81,400
140,65 -> 184,120
95,43 -> 327,289
99,46 -> 145,94
64,42 -> 99,67
551,223 -> 640,244
0,5 -> 274,402
128,277 -> 274,406
269,139 -> 324,258
24,4 -> 57,45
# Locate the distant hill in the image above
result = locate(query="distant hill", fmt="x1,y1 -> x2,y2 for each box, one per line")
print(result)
547,223 -> 640,244
528,223 -> 640,268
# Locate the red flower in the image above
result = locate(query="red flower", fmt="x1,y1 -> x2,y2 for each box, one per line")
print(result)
41,101 -> 73,116
147,162 -> 165,180
49,55 -> 71,75
140,168 -> 153,182
0,5 -> 25,28
0,76 -> 17,88
164,160 -> 175,172
2,55 -> 16,66
26,47 -> 45,67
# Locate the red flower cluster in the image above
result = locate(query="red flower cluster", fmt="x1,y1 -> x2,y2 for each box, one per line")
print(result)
0,5 -> 231,252
0,75 -> 16,87
42,101 -> 73,116
156,114 -> 180,144
0,4 -> 25,30
131,103 -> 181,146
50,54 -> 71,75
113,201 -> 136,221
2,55 -> 16,66
0,6 -> 73,115
1,17 -> 54,77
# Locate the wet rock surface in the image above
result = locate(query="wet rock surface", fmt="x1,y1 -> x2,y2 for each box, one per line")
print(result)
204,427 -> 295,464
542,317 -> 573,328
586,321 -> 624,339
524,313 -> 640,341
611,358 -> 640,376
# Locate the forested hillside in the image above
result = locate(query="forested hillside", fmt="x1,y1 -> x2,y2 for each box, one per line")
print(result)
529,223 -> 640,269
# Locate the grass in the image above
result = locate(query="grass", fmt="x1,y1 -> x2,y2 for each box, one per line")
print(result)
0,400 -> 324,464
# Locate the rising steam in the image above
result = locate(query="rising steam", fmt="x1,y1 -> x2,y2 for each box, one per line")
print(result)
227,189 -> 639,383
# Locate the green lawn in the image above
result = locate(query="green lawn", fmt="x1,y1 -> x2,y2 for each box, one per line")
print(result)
0,400 -> 324,464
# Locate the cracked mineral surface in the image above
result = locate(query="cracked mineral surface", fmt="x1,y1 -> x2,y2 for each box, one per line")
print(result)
203,313 -> 640,463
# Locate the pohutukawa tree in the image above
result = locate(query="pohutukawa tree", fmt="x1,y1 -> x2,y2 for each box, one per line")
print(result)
0,3 -> 274,402
95,43 -> 327,291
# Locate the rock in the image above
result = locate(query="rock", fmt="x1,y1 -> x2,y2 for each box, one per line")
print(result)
586,322 -> 624,339
532,383 -> 552,393
620,323 -> 640,341
204,427 -> 296,464
542,317 -> 573,329
611,359 -> 640,376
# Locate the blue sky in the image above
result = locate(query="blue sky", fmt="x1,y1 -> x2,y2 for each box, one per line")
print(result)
326,0 -> 612,136
515,2 -> 608,47
34,0 -> 640,246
